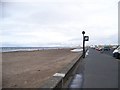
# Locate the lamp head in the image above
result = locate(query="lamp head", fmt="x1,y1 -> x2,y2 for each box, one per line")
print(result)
82,31 -> 85,34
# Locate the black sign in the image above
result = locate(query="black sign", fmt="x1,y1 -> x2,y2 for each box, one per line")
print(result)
84,36 -> 89,41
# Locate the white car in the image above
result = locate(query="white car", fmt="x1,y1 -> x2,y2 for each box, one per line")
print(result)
113,46 -> 120,59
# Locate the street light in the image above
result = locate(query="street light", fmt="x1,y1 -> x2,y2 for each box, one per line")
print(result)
82,31 -> 85,35
82,31 -> 85,58
82,31 -> 89,58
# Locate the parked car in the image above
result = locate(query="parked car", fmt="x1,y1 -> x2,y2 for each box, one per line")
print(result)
96,47 -> 103,51
103,46 -> 110,51
113,46 -> 120,59
112,45 -> 118,50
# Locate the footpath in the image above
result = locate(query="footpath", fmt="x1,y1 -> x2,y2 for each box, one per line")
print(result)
69,48 -> 118,88
83,49 -> 118,88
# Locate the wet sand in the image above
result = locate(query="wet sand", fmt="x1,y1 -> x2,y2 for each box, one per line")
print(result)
2,49 -> 81,88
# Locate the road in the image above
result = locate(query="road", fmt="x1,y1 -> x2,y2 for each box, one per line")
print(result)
69,48 -> 118,88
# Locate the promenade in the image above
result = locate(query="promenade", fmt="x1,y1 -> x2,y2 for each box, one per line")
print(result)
69,48 -> 118,88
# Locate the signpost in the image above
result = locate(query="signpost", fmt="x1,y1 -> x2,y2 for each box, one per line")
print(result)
82,31 -> 89,58
84,36 -> 89,41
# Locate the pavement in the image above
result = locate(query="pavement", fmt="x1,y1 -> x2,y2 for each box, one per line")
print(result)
69,48 -> 118,88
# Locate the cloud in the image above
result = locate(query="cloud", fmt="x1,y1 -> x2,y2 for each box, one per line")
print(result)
1,0 -> 119,47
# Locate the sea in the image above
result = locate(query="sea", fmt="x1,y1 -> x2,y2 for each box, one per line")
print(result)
1,47 -> 66,52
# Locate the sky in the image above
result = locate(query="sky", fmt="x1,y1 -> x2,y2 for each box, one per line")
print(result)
1,0 -> 119,47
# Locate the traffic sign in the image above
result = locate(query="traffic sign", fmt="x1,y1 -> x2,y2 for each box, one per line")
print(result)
84,36 -> 89,41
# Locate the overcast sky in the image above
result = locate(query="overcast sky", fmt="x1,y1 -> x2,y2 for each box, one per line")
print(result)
1,0 -> 119,47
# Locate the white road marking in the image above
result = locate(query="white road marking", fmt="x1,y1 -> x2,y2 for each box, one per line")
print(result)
87,50 -> 89,52
85,50 -> 89,57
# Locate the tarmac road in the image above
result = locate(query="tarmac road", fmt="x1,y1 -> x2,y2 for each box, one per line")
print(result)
69,48 -> 118,88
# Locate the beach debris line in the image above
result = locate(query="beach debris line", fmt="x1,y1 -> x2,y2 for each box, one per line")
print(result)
71,49 -> 83,52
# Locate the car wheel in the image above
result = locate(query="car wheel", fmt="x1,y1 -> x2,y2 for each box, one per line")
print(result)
113,53 -> 118,58
115,53 -> 119,59
118,53 -> 120,59
113,53 -> 115,57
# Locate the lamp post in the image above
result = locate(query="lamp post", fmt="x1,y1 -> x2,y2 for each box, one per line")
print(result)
82,31 -> 89,58
82,31 -> 85,58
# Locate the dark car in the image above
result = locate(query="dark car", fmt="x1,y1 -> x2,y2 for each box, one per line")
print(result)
103,46 -> 110,51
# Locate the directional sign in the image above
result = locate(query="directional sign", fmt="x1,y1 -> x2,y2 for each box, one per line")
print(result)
84,36 -> 89,41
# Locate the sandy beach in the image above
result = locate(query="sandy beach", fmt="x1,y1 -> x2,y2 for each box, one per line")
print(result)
2,48 -> 81,88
